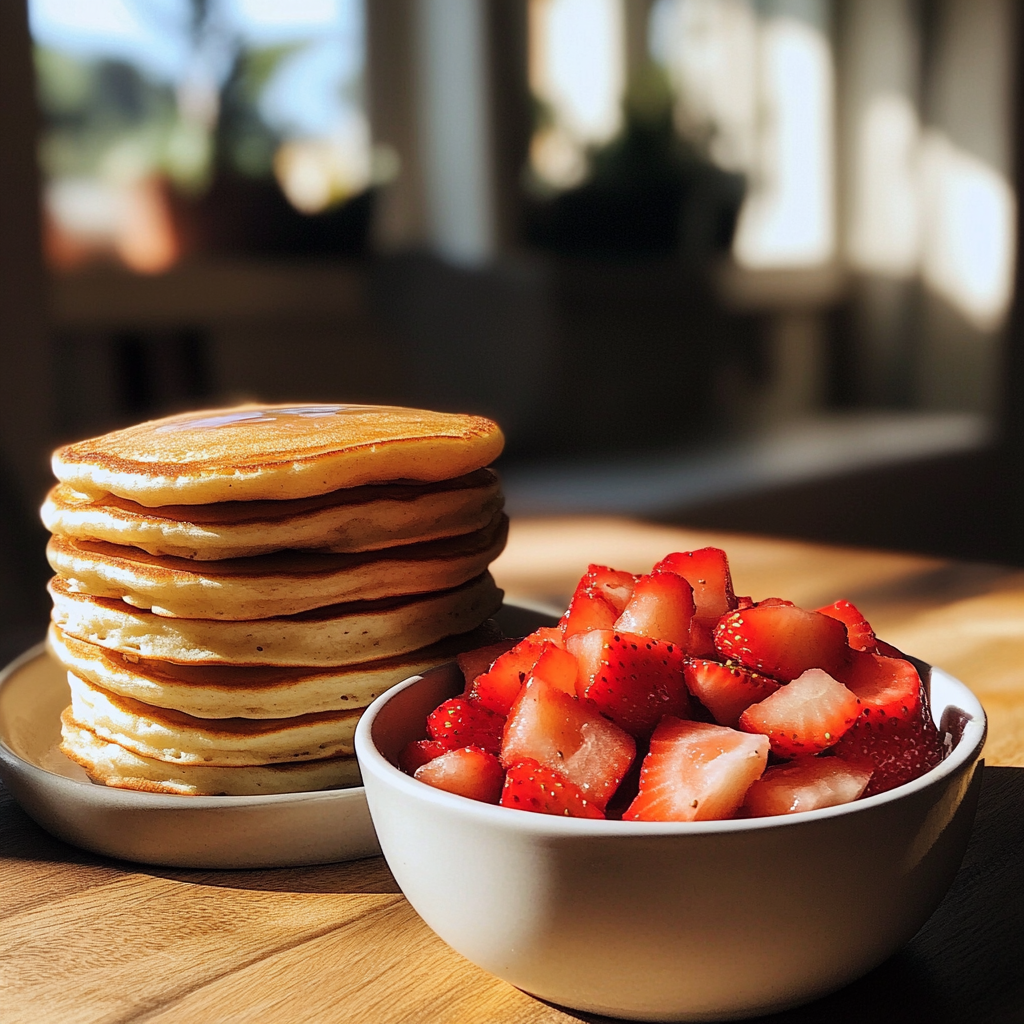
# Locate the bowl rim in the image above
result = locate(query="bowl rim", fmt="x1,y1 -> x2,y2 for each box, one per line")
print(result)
354,660 -> 987,837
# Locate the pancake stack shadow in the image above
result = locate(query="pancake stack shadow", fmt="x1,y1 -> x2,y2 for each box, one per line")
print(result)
41,405 -> 507,795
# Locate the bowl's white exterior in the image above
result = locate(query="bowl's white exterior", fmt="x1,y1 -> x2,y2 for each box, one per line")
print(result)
356,662 -> 986,1022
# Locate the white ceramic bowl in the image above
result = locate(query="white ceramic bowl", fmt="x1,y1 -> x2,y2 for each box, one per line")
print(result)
355,659 -> 986,1022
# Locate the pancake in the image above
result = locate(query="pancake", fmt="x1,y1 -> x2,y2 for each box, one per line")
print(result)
65,672 -> 361,765
48,621 -> 502,718
47,512 -> 508,619
49,571 -> 503,666
41,469 -> 503,560
52,404 -> 504,505
60,712 -> 361,795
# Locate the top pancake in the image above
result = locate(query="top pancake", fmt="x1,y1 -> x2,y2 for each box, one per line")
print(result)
52,404 -> 505,506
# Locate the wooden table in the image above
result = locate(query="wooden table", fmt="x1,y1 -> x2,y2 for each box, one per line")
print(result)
3,518 -> 1023,1024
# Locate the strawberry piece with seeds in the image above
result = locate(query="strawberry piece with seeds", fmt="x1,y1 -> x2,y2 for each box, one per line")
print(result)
833,700 -> 946,796
743,757 -> 873,817
653,548 -> 737,656
469,634 -> 554,715
614,570 -> 695,648
414,746 -> 505,803
842,651 -> 921,723
714,604 -> 853,681
562,565 -> 637,639
457,640 -> 519,691
426,697 -> 505,756
624,717 -> 769,821
398,738 -> 449,775
683,658 -> 781,728
816,599 -> 876,652
501,759 -> 605,818
738,668 -> 861,758
569,629 -> 690,737
501,674 -> 635,808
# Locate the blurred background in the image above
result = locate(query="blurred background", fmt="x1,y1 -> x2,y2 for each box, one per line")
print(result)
2,0 -> 1023,657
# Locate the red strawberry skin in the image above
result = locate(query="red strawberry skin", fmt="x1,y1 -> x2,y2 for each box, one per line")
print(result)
683,658 -> 780,728
714,605 -> 853,681
562,565 -> 637,638
469,635 -> 554,716
501,759 -> 605,818
569,629 -> 690,738
426,697 -> 505,756
842,652 -> 921,722
816,600 -> 876,652
654,548 -> 737,656
456,640 -> 518,691
832,700 -> 947,795
414,746 -> 505,803
398,738 -> 450,775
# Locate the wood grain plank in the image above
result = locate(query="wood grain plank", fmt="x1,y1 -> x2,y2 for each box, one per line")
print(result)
0,873 -> 401,1024
131,899 -> 568,1024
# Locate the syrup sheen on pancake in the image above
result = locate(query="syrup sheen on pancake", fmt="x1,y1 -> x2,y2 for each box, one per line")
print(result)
52,403 -> 505,505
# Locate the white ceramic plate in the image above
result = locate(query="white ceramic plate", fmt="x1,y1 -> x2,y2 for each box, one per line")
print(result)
0,602 -> 557,869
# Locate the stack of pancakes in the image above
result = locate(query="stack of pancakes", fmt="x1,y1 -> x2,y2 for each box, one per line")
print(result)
43,404 -> 507,795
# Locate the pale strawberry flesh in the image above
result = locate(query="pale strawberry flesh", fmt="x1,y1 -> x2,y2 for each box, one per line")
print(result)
614,570 -> 695,648
414,746 -> 505,803
569,629 -> 690,738
624,717 -> 769,821
738,668 -> 861,758
743,757 -> 873,817
501,759 -> 605,818
683,658 -> 781,728
501,674 -> 635,808
561,565 -> 637,639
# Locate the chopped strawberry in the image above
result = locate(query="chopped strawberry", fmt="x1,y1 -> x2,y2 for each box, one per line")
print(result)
500,759 -> 605,818
561,565 -> 637,639
624,718 -> 769,821
614,570 -> 695,648
683,658 -> 781,728
568,629 -> 690,738
714,604 -> 853,681
530,644 -> 579,695
738,668 -> 861,758
816,599 -> 876,652
833,701 -> 946,796
842,651 -> 921,723
875,639 -> 906,659
736,595 -> 755,609
532,625 -> 566,647
414,746 -> 505,803
653,548 -> 737,656
426,697 -> 505,756
469,634 -> 553,715
743,757 -> 873,817
456,640 -> 518,690
398,738 -> 449,775
501,674 -> 635,808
